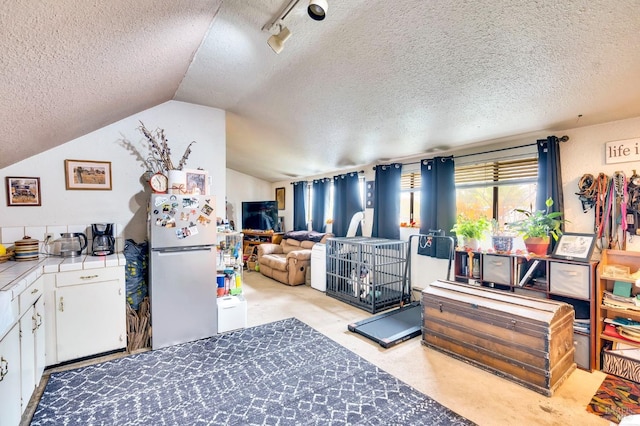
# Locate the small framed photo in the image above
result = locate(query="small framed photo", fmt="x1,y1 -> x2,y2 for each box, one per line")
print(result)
6,177 -> 41,206
184,169 -> 209,195
65,159 -> 112,190
276,187 -> 285,210
551,233 -> 596,262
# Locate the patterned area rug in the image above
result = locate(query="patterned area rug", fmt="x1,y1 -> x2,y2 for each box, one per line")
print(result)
31,318 -> 473,425
587,374 -> 640,423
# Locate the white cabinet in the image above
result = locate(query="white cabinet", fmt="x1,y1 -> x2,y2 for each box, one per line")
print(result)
48,266 -> 126,364
19,276 -> 45,415
33,296 -> 45,386
19,305 -> 35,411
0,324 -> 22,426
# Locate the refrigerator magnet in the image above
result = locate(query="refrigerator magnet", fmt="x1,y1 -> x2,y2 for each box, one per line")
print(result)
188,225 -> 199,235
155,197 -> 168,206
183,197 -> 199,208
201,204 -> 213,216
197,215 -> 211,226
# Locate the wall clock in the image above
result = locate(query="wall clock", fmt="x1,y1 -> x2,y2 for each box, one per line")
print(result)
149,172 -> 168,193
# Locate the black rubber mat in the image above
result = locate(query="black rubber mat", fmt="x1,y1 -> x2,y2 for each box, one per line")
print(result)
348,302 -> 422,348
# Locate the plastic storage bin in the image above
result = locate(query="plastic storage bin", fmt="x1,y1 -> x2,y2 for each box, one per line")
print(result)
217,294 -> 247,333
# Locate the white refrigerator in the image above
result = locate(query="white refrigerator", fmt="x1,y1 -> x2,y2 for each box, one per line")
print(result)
148,194 -> 217,350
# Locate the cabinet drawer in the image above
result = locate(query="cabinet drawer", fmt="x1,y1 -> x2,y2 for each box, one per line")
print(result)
19,278 -> 43,315
55,267 -> 123,287
482,255 -> 512,285
549,262 -> 590,299
573,333 -> 590,370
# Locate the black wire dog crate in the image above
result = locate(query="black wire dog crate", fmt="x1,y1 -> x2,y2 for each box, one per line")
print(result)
326,237 -> 409,313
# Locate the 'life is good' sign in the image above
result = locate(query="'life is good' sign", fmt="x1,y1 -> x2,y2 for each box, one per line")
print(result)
605,137 -> 640,164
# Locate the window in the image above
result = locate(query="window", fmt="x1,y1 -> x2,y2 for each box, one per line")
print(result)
455,156 -> 538,227
400,166 -> 420,227
308,176 -> 365,227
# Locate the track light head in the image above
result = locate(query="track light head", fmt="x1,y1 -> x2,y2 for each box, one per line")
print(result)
308,0 -> 328,21
267,26 -> 292,54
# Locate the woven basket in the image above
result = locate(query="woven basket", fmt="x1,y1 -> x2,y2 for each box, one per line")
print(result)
0,249 -> 15,263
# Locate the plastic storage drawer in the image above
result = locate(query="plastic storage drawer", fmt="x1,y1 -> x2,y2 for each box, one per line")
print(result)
482,254 -> 512,285
549,262 -> 590,300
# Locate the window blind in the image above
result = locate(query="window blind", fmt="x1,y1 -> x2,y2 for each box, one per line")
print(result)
455,157 -> 538,188
401,172 -> 420,191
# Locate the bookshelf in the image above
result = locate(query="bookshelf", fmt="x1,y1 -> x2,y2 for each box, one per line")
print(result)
595,249 -> 640,371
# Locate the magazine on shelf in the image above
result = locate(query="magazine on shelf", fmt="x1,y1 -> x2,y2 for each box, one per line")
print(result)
517,260 -> 541,287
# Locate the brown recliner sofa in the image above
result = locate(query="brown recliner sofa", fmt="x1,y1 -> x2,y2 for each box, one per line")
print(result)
256,231 -> 333,286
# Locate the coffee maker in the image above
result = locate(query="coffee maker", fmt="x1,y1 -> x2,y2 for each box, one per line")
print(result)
91,223 -> 115,256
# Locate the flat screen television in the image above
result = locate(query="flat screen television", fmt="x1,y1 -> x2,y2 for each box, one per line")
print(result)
242,201 -> 279,231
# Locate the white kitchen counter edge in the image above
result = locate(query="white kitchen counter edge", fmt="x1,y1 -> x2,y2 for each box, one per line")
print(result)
0,253 -> 126,298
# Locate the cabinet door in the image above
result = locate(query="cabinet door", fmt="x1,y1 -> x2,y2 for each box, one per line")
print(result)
34,296 -> 45,383
19,305 -> 36,414
0,324 -> 22,426
55,279 -> 125,363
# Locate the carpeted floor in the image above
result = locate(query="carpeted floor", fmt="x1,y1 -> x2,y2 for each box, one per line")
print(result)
587,374 -> 640,424
31,318 -> 474,425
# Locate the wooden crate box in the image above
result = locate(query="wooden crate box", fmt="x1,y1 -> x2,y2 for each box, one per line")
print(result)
422,280 -> 576,396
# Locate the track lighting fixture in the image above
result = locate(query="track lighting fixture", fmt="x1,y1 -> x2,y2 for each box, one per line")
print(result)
263,0 -> 328,54
307,0 -> 328,21
267,25 -> 292,54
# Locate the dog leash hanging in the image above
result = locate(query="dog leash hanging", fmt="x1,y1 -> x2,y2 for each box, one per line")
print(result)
612,170 -> 628,249
576,173 -> 596,212
594,173 -> 609,251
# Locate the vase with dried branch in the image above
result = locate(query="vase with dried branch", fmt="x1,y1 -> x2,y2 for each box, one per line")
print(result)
138,121 -> 196,173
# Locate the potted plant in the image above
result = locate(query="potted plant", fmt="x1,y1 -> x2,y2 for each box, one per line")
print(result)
490,219 -> 516,254
507,198 -> 566,256
451,216 -> 491,250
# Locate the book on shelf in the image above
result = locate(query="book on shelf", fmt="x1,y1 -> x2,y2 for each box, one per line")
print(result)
517,260 -> 541,287
611,342 -> 640,359
602,291 -> 640,311
603,318 -> 640,343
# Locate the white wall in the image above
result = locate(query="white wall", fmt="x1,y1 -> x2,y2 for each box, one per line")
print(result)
225,169 -> 273,230
562,118 -> 640,225
0,101 -> 226,243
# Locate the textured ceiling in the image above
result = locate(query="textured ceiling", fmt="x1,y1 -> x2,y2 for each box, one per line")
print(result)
3,0 -> 640,182
0,0 -> 221,168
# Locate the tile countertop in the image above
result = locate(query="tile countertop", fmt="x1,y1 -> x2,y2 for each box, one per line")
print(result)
0,253 -> 127,299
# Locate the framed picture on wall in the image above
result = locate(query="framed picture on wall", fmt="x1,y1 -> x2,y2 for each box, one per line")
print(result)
64,159 -> 112,190
6,177 -> 41,206
276,187 -> 285,210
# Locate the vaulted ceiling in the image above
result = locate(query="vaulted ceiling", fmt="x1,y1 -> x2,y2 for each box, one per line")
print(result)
3,0 -> 640,182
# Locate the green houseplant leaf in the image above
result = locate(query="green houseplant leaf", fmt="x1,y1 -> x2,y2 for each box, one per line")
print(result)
451,216 -> 491,240
507,198 -> 567,241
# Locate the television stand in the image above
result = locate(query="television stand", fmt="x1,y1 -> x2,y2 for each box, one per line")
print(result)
242,230 -> 284,257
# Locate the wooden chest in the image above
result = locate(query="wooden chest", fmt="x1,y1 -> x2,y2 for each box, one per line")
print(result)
421,280 -> 576,396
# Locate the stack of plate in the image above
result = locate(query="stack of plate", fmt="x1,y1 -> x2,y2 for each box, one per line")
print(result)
14,236 -> 40,261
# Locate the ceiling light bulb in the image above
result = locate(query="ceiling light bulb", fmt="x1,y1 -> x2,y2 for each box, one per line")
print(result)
267,26 -> 292,54
308,0 -> 328,21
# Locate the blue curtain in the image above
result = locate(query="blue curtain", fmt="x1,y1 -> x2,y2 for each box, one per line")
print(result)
293,181 -> 308,231
332,172 -> 363,237
371,163 -> 401,239
311,178 -> 330,232
536,136 -> 565,249
536,136 -> 564,215
420,155 -> 456,241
